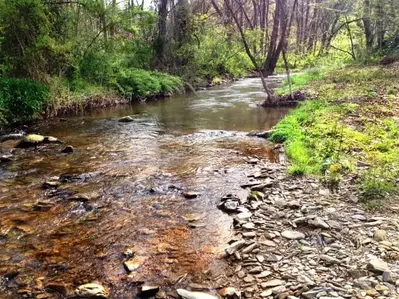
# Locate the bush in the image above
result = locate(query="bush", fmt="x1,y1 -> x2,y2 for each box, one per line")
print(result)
115,69 -> 183,98
0,78 -> 49,123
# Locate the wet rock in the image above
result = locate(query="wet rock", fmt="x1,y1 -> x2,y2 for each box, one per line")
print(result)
75,283 -> 108,298
0,155 -> 13,163
218,287 -> 241,299
42,181 -> 61,189
0,132 -> 25,142
67,192 -> 99,202
124,256 -> 147,272
176,289 -> 218,299
367,259 -> 389,273
247,130 -> 273,139
183,191 -> 199,199
16,134 -> 45,148
373,229 -> 387,242
61,145 -> 74,154
122,248 -> 135,258
219,200 -> 238,212
45,282 -> 70,296
139,285 -> 160,297
119,116 -> 134,122
281,230 -> 305,240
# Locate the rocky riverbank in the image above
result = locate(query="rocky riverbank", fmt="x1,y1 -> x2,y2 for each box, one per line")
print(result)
217,158 -> 399,299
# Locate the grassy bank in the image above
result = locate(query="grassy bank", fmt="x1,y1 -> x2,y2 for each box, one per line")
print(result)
0,70 -> 184,125
271,63 -> 399,206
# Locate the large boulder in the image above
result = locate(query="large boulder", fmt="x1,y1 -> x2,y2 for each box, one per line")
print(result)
16,134 -> 63,148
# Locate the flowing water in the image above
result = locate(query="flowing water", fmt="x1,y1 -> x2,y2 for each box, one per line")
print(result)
0,77 -> 289,298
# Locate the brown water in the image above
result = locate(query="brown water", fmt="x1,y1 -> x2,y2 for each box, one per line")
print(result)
0,77 -> 289,298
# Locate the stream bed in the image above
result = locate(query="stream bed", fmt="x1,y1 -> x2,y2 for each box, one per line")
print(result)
0,77 -> 289,298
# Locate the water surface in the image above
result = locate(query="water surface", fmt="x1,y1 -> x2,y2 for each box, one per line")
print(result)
0,77 -> 289,298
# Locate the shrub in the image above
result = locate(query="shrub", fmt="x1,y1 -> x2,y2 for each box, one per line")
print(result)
115,69 -> 183,98
0,78 -> 49,123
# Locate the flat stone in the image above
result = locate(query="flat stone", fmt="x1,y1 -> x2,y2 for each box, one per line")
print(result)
237,212 -> 252,220
225,240 -> 246,256
281,230 -> 305,240
248,266 -> 262,274
260,289 -> 272,297
75,283 -> 108,298
260,279 -> 285,288
176,289 -> 218,299
241,243 -> 259,254
367,259 -> 389,273
308,217 -> 329,229
124,256 -> 147,272
257,271 -> 271,278
260,240 -> 276,247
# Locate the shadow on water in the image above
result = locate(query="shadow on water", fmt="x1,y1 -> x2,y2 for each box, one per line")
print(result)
0,77 -> 289,298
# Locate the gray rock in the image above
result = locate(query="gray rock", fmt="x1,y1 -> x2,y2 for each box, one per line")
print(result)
367,259 -> 389,273
260,279 -> 285,288
225,240 -> 246,256
176,289 -> 218,299
75,283 -> 108,298
308,217 -> 330,229
281,230 -> 305,240
382,270 -> 394,283
183,191 -> 199,199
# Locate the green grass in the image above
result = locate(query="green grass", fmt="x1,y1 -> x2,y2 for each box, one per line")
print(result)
271,65 -> 399,203
275,68 -> 324,95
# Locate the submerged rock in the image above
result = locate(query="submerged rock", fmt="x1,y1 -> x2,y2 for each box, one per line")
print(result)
124,256 -> 147,272
183,191 -> 199,199
139,285 -> 160,297
16,134 -> 45,148
119,116 -> 134,122
0,155 -> 13,163
75,283 -> 108,298
177,289 -> 218,299
16,134 -> 62,148
61,145 -> 74,154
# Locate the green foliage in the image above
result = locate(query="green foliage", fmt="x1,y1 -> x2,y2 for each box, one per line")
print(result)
0,78 -> 49,123
115,69 -> 183,98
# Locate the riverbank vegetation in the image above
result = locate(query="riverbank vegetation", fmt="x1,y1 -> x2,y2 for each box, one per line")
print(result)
271,64 -> 399,206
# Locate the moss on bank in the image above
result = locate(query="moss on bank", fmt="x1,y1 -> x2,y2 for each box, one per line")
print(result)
271,64 -> 399,204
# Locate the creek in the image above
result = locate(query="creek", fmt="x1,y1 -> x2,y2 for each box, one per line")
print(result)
0,76 -> 289,298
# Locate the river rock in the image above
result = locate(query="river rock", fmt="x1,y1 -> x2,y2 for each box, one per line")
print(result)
183,191 -> 199,199
176,289 -> 218,299
308,217 -> 329,229
139,285 -> 160,296
367,259 -> 389,273
75,283 -> 108,298
124,256 -> 147,272
383,270 -> 394,283
260,279 -> 285,288
281,230 -> 305,240
61,145 -> 74,154
119,116 -> 134,122
218,287 -> 241,299
0,155 -> 12,163
16,134 -> 45,148
373,229 -> 387,241
225,240 -> 246,255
